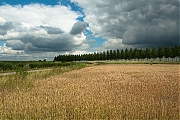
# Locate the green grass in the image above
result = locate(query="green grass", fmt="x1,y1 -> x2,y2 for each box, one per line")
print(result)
0,71 -> 34,92
0,61 -> 78,73
0,62 -> 89,92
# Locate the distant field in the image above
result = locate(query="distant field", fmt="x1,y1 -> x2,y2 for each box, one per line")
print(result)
91,60 -> 180,65
0,64 -> 179,119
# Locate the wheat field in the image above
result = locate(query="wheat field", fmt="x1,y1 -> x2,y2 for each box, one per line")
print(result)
0,64 -> 179,119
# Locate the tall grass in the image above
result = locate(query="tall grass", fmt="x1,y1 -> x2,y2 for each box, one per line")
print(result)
0,61 -> 84,73
0,64 -> 179,119
0,62 -> 88,92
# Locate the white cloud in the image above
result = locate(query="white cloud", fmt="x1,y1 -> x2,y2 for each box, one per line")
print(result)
0,3 -> 88,54
102,38 -> 133,50
0,4 -> 79,32
0,3 -> 91,60
0,44 -> 20,54
65,50 -> 92,55
0,17 -> 6,25
0,4 -> 80,35
73,33 -> 86,45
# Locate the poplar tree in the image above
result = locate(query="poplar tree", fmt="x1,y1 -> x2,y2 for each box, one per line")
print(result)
120,49 -> 125,60
106,50 -> 110,60
151,47 -> 157,61
113,50 -> 117,60
125,48 -> 130,60
157,46 -> 164,61
145,48 -> 151,61
164,46 -> 171,61
116,49 -> 120,60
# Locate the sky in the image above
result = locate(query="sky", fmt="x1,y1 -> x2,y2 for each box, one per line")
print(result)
0,0 -> 179,61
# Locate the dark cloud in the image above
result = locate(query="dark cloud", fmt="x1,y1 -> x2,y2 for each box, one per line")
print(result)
24,36 -> 74,53
6,40 -> 26,50
1,22 -> 86,54
70,21 -> 87,35
77,0 -> 179,48
40,26 -> 64,34
6,33 -> 83,53
0,22 -> 14,35
120,0 -> 179,46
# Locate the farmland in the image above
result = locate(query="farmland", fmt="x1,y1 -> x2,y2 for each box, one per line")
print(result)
0,63 -> 179,119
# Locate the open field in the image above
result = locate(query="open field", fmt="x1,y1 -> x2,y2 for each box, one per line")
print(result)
0,64 -> 179,119
92,60 -> 180,65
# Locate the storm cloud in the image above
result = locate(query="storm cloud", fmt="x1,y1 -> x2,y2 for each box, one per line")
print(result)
5,31 -> 86,53
72,0 -> 179,48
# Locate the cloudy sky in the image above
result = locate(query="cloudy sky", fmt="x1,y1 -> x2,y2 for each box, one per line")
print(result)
0,0 -> 179,61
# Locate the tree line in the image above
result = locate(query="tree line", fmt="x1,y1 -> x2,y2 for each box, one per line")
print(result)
53,45 -> 180,62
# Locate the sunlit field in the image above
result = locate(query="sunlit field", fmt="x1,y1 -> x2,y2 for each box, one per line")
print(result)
0,64 -> 179,119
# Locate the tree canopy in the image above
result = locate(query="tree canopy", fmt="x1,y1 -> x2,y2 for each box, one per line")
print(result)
54,45 -> 180,62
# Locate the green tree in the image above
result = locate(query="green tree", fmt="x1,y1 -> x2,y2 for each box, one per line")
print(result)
97,52 -> 100,61
129,48 -> 133,60
178,46 -> 180,57
174,45 -> 180,61
106,50 -> 110,60
113,50 -> 117,60
120,49 -> 125,60
116,49 -> 120,60
132,48 -> 138,60
102,51 -> 106,60
110,50 -> 113,60
139,49 -> 146,61
99,52 -> 102,60
157,46 -> 164,61
89,54 -> 93,61
53,56 -> 57,61
93,52 -> 97,61
164,46 -> 171,61
125,48 -> 130,60
151,47 -> 157,61
145,48 -> 151,61
171,47 -> 175,58
170,46 -> 179,61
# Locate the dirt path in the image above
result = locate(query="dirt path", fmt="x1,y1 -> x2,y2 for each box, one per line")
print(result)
0,68 -> 52,76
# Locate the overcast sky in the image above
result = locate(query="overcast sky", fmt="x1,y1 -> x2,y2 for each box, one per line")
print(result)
0,0 -> 179,61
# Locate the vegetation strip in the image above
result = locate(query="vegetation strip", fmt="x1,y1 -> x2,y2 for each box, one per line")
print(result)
0,69 -> 52,76
0,61 -> 83,73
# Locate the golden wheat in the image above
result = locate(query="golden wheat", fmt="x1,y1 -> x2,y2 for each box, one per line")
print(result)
0,64 -> 179,119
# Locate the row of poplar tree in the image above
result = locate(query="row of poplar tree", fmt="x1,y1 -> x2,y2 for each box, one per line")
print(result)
54,45 -> 180,61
